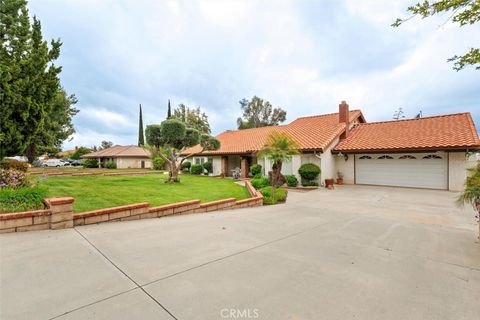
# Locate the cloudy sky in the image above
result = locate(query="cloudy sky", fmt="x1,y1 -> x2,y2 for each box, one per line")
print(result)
29,0 -> 479,150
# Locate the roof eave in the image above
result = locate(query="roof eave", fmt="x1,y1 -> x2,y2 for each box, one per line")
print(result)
333,145 -> 480,153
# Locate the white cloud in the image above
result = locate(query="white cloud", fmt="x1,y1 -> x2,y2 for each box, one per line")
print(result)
26,0 -> 479,150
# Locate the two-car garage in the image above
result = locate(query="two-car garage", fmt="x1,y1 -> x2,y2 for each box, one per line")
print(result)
355,152 -> 448,190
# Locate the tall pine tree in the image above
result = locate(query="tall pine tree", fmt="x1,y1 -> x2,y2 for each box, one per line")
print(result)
167,99 -> 172,119
0,0 -> 77,160
138,104 -> 145,146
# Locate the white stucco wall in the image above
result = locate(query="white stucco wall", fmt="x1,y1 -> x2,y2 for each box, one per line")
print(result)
320,139 -> 340,183
212,156 -> 222,176
449,152 -> 477,191
334,154 -> 354,184
298,153 -> 322,184
290,155 -> 302,181
258,155 -> 301,179
116,157 -> 152,169
183,156 -> 222,175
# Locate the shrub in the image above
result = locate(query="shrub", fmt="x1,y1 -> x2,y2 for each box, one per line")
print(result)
285,175 -> 298,187
301,181 -> 319,187
0,169 -> 33,189
181,161 -> 191,172
104,160 -> 117,169
259,186 -> 288,205
298,163 -> 321,181
0,159 -> 29,172
251,176 -> 269,190
250,164 -> 262,177
71,146 -> 91,160
83,158 -> 98,168
153,157 -> 165,170
0,186 -> 47,213
202,161 -> 213,173
190,164 -> 203,175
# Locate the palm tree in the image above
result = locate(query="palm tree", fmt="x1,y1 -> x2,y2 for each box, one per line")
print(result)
258,131 -> 299,203
457,162 -> 480,241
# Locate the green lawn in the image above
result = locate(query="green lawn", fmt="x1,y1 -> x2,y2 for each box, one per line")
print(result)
39,174 -> 250,213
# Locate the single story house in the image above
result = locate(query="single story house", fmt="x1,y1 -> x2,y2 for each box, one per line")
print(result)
182,101 -> 480,191
82,145 -> 152,169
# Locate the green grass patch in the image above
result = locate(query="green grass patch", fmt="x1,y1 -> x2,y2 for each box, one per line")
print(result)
0,186 -> 48,213
39,174 -> 250,212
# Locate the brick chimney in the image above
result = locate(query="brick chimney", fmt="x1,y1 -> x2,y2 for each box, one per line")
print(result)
339,100 -> 349,140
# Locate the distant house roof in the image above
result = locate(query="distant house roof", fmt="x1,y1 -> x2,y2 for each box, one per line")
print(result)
334,113 -> 480,152
182,110 -> 365,155
82,145 -> 150,158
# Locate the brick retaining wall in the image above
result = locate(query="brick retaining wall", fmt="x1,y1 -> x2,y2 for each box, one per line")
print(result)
0,180 -> 262,233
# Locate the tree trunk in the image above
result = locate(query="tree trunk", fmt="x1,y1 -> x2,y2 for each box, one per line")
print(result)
269,160 -> 285,187
166,149 -> 180,183
169,161 -> 180,182
25,143 -> 36,163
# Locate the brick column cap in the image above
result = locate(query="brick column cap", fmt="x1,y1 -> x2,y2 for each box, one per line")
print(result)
45,197 -> 75,206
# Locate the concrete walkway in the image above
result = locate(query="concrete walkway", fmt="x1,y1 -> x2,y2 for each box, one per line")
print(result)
1,185 -> 479,320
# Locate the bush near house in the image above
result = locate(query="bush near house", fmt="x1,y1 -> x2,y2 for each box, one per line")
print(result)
285,175 -> 298,187
153,157 -> 165,170
0,168 -> 44,213
0,185 -> 47,213
298,163 -> 320,186
202,161 -> 213,174
0,169 -> 33,189
0,159 -> 29,172
260,186 -> 288,205
104,160 -> 117,169
83,159 -> 98,168
250,164 -> 262,177
251,176 -> 270,190
190,164 -> 203,175
181,161 -> 191,172
301,181 -> 319,187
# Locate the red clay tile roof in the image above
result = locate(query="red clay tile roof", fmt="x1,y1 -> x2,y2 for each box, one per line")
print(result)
182,110 -> 364,155
334,112 -> 480,152
82,145 -> 151,158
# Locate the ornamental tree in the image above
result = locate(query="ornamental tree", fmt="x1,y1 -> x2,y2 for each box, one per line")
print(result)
145,119 -> 220,182
258,131 -> 299,201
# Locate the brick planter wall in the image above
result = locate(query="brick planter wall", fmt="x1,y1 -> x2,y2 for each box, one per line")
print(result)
0,181 -> 262,233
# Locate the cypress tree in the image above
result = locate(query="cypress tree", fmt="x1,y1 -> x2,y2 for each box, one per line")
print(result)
0,0 -> 76,160
167,99 -> 172,119
138,104 -> 145,146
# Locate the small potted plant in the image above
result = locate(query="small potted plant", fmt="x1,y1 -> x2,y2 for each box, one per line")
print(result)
336,171 -> 344,185
325,179 -> 334,189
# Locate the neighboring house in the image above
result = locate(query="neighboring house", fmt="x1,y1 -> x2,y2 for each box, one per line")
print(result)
82,145 -> 152,169
182,101 -> 480,191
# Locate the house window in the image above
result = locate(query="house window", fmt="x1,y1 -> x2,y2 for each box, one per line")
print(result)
378,155 -> 394,159
399,155 -> 416,159
194,157 -> 206,165
359,155 -> 372,159
423,154 -> 442,159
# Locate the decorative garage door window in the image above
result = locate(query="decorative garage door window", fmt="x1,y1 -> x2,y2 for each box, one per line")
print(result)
399,155 -> 417,159
422,154 -> 442,159
359,155 -> 372,159
377,155 -> 394,159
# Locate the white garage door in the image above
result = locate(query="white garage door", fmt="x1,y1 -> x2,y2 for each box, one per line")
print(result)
355,153 -> 448,189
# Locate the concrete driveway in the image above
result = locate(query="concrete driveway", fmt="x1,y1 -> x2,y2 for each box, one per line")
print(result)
1,185 -> 479,320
